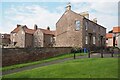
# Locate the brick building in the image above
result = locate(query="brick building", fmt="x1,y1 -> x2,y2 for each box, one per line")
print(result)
10,24 -> 55,48
56,3 -> 106,49
106,26 -> 120,49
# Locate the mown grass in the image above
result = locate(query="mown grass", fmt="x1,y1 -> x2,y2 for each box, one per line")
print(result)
2,52 -> 87,71
3,58 -> 118,78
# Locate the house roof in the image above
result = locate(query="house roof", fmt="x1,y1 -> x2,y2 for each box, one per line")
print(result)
106,33 -> 113,38
11,25 -> 56,36
40,28 -> 56,36
24,28 -> 36,34
113,26 -> 120,33
56,10 -> 106,29
11,26 -> 36,34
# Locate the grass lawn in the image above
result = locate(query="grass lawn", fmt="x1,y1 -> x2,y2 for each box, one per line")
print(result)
3,58 -> 118,78
2,52 -> 86,71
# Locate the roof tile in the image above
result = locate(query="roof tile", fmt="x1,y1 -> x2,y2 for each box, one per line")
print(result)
113,27 -> 120,33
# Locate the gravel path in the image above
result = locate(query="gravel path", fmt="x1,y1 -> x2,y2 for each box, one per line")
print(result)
2,53 -> 118,75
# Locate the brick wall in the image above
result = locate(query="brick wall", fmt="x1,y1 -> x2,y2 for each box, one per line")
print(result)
2,47 -> 72,66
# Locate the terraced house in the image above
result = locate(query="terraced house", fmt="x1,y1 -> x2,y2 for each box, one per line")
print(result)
56,3 -> 106,49
10,24 -> 55,48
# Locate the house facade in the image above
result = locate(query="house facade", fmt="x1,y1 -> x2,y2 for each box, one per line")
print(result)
106,26 -> 120,49
34,27 -> 55,47
10,24 -> 55,48
56,3 -> 106,48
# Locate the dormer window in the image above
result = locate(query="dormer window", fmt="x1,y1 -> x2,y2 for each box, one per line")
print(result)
75,20 -> 80,30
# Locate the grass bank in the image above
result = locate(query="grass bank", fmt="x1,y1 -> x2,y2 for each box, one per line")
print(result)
3,58 -> 118,78
2,52 -> 86,71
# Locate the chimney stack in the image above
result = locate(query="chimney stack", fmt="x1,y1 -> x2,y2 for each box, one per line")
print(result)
34,24 -> 38,30
17,24 -> 21,28
66,2 -> 71,11
47,26 -> 50,30
80,11 -> 89,19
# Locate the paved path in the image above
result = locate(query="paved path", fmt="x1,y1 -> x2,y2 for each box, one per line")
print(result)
2,53 -> 118,75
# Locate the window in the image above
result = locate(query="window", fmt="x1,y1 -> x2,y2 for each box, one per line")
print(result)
75,20 -> 80,30
85,36 -> 88,44
93,26 -> 96,32
13,33 -> 16,36
21,31 -> 24,34
50,37 -> 53,42
85,22 -> 88,30
93,36 -> 96,44
13,38 -> 15,42
1,35 -> 4,38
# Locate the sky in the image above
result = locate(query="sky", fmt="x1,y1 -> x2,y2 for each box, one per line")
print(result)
0,0 -> 119,33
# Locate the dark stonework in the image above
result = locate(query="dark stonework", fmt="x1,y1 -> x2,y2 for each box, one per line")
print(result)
2,47 -> 72,66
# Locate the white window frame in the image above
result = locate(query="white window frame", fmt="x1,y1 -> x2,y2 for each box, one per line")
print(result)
13,33 -> 16,37
21,31 -> 24,34
75,20 -> 80,30
85,36 -> 88,44
50,37 -> 53,43
93,36 -> 96,44
85,22 -> 88,30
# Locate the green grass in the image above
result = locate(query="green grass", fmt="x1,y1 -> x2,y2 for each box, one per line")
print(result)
2,53 -> 86,71
3,58 -> 118,78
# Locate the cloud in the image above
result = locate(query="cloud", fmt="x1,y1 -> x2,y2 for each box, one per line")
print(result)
69,0 -> 119,2
71,2 -> 118,32
1,1 -> 118,33
2,4 -> 62,33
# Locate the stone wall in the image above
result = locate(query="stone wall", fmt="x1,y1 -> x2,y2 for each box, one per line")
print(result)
2,47 -> 72,66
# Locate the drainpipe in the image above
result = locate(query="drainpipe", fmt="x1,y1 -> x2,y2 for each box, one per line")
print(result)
113,33 -> 116,47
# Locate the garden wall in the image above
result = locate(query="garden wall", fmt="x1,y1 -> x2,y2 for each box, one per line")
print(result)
2,47 -> 72,66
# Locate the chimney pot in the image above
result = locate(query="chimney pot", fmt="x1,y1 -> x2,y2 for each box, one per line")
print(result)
66,2 -> 71,11
93,18 -> 97,23
17,24 -> 21,27
34,24 -> 38,30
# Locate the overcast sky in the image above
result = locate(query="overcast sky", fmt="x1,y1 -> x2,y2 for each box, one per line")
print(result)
0,0 -> 119,33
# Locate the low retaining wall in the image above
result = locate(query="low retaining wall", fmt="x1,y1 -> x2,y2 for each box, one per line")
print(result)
2,47 -> 72,66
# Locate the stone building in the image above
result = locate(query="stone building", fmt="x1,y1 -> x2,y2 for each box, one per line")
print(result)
0,33 -> 10,47
106,26 -> 120,49
34,26 -> 55,47
56,3 -> 106,49
10,24 -> 55,48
